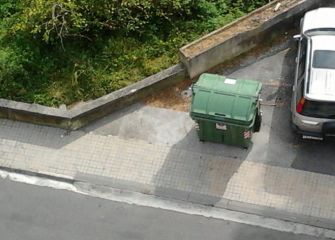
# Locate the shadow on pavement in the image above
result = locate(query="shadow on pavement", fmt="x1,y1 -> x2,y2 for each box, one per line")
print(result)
291,138 -> 335,176
0,119 -> 84,149
255,44 -> 298,167
153,127 -> 250,206
0,103 -> 142,149
83,103 -> 145,137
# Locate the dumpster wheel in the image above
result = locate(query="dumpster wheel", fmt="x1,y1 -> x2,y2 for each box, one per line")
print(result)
254,112 -> 262,132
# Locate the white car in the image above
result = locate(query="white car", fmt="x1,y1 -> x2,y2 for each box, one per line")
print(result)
291,8 -> 335,140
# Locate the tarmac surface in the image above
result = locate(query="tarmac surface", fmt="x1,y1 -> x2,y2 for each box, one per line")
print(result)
0,178 -> 332,240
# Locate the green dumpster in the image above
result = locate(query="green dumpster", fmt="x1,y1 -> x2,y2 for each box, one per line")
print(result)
190,73 -> 262,148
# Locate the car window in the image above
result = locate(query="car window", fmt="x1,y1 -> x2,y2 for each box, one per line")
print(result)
295,38 -> 307,103
297,38 -> 307,79
313,50 -> 335,69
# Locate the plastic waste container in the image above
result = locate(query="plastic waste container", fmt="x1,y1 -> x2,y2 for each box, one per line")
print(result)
190,73 -> 262,148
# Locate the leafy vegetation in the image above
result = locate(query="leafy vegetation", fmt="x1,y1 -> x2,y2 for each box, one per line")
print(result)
0,0 -> 269,106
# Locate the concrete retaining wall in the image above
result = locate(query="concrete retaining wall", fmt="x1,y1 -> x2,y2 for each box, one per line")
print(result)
180,0 -> 331,79
0,64 -> 186,130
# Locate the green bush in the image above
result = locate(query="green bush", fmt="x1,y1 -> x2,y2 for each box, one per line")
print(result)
0,0 -> 269,106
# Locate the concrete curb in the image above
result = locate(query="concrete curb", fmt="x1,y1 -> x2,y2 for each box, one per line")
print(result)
0,166 -> 74,184
0,64 -> 186,130
179,0 -> 331,78
221,199 -> 335,232
75,172 -> 335,231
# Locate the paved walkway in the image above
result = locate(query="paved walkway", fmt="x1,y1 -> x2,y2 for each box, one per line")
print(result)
1,118 -> 335,229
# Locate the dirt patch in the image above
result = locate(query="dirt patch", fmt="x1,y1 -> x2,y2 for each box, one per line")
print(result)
181,0 -> 301,57
144,30 -> 293,112
143,78 -> 193,112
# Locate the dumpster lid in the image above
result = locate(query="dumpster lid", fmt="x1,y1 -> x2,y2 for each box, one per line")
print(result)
191,74 -> 262,124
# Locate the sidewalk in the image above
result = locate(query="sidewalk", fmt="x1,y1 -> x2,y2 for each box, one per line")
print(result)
1,117 -> 335,230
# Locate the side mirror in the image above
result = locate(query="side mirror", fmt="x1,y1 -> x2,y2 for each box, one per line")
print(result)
293,34 -> 302,41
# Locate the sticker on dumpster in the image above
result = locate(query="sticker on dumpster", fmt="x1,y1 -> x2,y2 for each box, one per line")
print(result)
216,123 -> 227,130
243,130 -> 251,139
224,78 -> 236,85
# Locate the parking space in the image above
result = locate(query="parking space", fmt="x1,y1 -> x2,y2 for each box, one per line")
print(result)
224,44 -> 335,175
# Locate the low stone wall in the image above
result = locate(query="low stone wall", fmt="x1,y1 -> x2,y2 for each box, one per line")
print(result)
179,0 -> 331,79
0,64 -> 186,130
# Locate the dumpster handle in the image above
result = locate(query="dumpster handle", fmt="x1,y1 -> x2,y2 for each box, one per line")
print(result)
215,113 -> 226,116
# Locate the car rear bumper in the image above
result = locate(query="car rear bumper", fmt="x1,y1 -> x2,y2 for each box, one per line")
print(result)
292,122 -> 335,140
291,123 -> 324,138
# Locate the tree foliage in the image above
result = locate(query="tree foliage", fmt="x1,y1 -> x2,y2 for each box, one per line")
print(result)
5,0 -> 268,44
0,0 -> 269,105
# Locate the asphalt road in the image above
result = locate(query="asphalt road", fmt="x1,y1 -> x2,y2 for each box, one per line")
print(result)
0,178 -> 330,240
